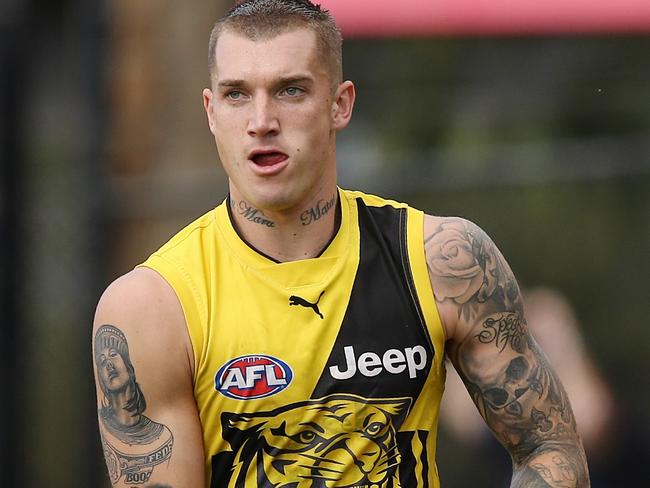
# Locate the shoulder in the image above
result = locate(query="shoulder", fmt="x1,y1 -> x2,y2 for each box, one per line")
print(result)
95,267 -> 181,321
423,214 -> 490,245
422,214 -> 496,296
423,215 -> 517,340
94,267 -> 193,377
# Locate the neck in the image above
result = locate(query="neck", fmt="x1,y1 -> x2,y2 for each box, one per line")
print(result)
109,387 -> 139,427
228,186 -> 340,262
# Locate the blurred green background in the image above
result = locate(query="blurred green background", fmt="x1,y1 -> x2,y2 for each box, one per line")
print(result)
1,1 -> 648,486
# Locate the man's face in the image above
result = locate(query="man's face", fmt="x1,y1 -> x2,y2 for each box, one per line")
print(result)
97,347 -> 130,393
204,28 -> 353,213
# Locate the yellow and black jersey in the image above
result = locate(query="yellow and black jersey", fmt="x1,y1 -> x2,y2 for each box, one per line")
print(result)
140,188 -> 447,488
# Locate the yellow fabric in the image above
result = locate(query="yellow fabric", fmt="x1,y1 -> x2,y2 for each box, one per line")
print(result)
139,188 -> 446,487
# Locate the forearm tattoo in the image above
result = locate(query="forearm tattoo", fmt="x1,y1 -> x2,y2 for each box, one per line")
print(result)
512,445 -> 584,487
231,199 -> 276,227
425,218 -> 589,487
94,325 -> 174,485
300,193 -> 336,226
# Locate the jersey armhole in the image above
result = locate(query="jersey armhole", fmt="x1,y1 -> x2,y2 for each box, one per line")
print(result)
405,208 -> 447,373
137,255 -> 206,386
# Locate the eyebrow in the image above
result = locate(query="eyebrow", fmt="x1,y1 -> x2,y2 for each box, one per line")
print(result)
216,74 -> 314,90
298,421 -> 325,433
277,75 -> 313,86
217,79 -> 245,89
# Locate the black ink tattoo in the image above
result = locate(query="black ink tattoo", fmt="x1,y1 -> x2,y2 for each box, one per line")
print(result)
512,445 -> 583,487
476,312 -> 526,353
94,325 -> 174,485
300,194 -> 336,226
531,454 -> 578,486
425,219 -> 520,321
455,319 -> 589,484
425,217 -> 589,485
457,315 -> 577,460
234,200 -> 275,227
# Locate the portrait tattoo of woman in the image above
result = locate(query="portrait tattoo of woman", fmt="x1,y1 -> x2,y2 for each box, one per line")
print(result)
94,325 -> 174,485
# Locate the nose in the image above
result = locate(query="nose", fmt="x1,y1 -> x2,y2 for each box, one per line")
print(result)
323,434 -> 380,476
247,94 -> 279,138
514,387 -> 528,398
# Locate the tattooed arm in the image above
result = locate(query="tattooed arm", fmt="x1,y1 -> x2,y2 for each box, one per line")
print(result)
424,216 -> 590,487
92,268 -> 205,487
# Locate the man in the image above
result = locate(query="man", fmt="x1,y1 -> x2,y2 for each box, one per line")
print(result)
92,1 -> 590,486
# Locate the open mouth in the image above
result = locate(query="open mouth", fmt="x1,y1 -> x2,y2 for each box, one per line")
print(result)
250,151 -> 288,166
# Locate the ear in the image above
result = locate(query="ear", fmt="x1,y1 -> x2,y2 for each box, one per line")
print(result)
223,412 -> 269,433
366,397 -> 412,427
222,412 -> 270,449
203,87 -> 216,135
372,397 -> 411,416
331,80 -> 356,131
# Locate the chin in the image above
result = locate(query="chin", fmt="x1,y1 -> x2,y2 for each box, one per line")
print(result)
253,195 -> 296,213
246,185 -> 304,213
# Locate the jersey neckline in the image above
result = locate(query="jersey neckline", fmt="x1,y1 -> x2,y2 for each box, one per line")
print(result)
213,187 -> 352,270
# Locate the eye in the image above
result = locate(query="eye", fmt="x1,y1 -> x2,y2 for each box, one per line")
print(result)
506,357 -> 529,381
300,431 -> 314,442
364,422 -> 384,437
484,387 -> 509,407
292,430 -> 320,444
281,86 -> 304,97
225,90 -> 244,101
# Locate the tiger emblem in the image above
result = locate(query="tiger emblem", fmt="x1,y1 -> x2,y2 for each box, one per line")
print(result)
220,393 -> 412,487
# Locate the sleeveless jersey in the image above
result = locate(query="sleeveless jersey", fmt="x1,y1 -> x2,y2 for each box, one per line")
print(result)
140,189 -> 447,488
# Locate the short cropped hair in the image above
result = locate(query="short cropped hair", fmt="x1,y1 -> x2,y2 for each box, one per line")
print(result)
208,0 -> 343,84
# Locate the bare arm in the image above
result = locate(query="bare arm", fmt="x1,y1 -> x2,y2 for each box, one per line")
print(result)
424,216 -> 589,487
92,268 -> 205,487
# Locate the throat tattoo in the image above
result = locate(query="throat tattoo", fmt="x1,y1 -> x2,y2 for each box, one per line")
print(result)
233,200 -> 275,228
300,194 -> 336,226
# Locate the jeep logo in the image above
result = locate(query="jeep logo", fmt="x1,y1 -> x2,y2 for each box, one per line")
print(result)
329,345 -> 428,380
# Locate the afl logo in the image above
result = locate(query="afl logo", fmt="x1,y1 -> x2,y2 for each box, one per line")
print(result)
215,355 -> 293,400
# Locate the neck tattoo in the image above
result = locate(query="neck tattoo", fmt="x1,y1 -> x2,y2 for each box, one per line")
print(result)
300,194 -> 337,226
233,200 -> 275,228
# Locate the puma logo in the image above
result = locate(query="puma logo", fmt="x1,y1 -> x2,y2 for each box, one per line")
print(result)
289,291 -> 325,319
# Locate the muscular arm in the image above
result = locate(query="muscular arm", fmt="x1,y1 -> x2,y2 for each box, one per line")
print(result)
424,216 -> 589,487
92,268 -> 205,487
